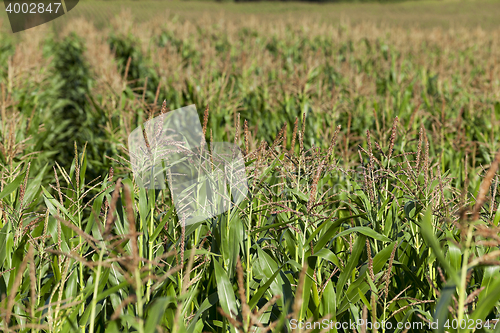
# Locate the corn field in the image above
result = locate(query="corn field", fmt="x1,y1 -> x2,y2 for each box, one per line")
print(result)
1,5 -> 500,333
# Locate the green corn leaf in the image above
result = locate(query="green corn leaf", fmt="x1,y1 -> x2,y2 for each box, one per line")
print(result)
308,248 -> 341,269
42,186 -> 78,225
145,297 -> 176,332
336,234 -> 366,303
187,292 -> 218,332
286,188 -> 309,202
0,222 -> 14,268
478,265 -> 499,303
420,208 -> 459,285
248,264 -> 284,310
213,260 -> 238,321
21,163 -> 47,208
337,242 -> 397,315
446,239 -> 461,272
493,202 -> 500,226
257,245 -> 283,306
258,153 -> 283,180
0,171 -> 25,201
300,265 -> 315,320
138,186 -> 149,222
251,218 -> 300,235
321,280 -> 336,319
471,274 -> 500,321
151,205 -> 174,242
330,226 -> 392,244
434,281 -> 456,333
310,213 -> 366,252
358,288 -> 371,310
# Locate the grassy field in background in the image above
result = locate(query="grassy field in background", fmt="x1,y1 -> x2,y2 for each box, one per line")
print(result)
2,0 -> 500,33
1,1 -> 500,332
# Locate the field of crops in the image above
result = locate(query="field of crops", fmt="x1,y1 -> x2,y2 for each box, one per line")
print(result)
1,1 -> 500,332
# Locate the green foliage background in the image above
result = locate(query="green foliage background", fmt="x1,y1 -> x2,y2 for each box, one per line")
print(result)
0,2 -> 500,332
